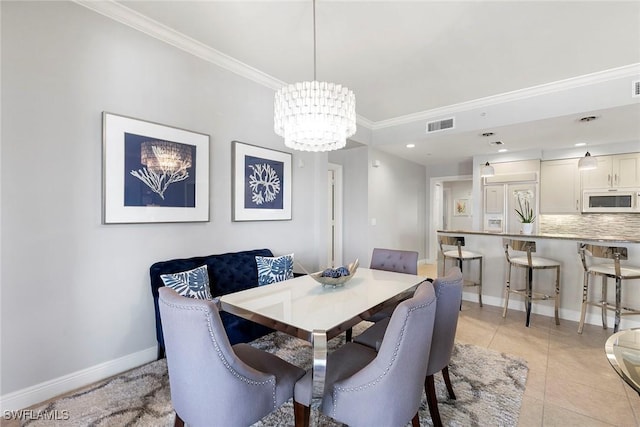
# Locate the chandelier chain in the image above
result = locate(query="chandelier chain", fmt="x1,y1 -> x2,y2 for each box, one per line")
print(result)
312,0 -> 317,81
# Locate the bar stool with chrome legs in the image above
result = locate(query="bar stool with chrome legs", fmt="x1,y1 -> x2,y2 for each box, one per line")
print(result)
577,243 -> 640,334
503,239 -> 561,327
439,236 -> 483,306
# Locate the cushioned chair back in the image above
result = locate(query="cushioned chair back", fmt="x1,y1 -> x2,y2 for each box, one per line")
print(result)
330,281 -> 436,426
158,287 -> 276,427
370,248 -> 418,275
426,267 -> 463,376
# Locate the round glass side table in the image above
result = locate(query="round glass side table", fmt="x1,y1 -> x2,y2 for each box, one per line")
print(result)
605,328 -> 640,395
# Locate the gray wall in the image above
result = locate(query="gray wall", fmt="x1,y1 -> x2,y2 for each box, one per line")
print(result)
368,148 -> 426,259
1,1 -> 429,403
0,1 -> 329,396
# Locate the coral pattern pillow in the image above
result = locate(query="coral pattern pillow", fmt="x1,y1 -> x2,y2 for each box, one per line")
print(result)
160,265 -> 213,300
256,254 -> 294,286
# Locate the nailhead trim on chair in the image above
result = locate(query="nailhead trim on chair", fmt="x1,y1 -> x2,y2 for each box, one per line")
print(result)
331,294 -> 436,417
160,297 -> 278,409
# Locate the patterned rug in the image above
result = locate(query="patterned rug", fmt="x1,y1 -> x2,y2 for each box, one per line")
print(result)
23,325 -> 528,426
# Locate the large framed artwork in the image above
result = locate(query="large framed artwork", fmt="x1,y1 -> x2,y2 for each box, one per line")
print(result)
232,141 -> 292,221
102,112 -> 210,224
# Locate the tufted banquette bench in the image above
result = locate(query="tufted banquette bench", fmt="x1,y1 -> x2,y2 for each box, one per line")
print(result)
150,248 -> 275,359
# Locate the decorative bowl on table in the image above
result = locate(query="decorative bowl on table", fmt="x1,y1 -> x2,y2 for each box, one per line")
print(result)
310,259 -> 359,288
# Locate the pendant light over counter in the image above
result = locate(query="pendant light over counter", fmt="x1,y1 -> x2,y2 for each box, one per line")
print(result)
578,151 -> 598,171
480,162 -> 495,177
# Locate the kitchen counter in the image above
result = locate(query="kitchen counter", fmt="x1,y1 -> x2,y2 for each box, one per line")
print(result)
438,229 -> 640,244
436,230 -> 640,330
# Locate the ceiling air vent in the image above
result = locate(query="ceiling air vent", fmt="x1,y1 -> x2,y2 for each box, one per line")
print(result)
426,117 -> 455,133
633,80 -> 640,98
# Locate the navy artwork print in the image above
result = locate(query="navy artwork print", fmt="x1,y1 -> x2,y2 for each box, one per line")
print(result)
244,155 -> 284,209
124,132 -> 196,207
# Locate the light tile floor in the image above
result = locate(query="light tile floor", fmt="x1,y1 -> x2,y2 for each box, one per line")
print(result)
425,259 -> 640,426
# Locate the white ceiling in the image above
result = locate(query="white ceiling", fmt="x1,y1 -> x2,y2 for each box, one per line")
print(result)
109,0 -> 640,165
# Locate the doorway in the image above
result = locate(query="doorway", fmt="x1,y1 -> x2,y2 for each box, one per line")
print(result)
327,163 -> 343,268
428,175 -> 472,263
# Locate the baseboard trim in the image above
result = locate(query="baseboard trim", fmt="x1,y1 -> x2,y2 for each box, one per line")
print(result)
464,291 -> 640,329
0,346 -> 157,412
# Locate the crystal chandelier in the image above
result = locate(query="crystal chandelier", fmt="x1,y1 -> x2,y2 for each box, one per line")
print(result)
274,0 -> 356,152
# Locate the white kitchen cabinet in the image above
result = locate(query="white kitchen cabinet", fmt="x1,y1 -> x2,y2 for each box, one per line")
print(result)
540,158 -> 580,213
582,153 -> 640,189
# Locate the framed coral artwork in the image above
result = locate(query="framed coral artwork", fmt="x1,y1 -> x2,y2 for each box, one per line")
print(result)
102,112 -> 210,224
232,141 -> 292,221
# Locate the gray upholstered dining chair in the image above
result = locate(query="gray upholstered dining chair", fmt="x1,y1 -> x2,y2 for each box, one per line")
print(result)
293,280 -> 437,427
346,247 -> 420,341
158,287 -> 305,427
353,267 -> 464,427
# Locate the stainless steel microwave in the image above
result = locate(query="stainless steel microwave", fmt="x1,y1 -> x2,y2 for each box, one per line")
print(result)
582,190 -> 640,213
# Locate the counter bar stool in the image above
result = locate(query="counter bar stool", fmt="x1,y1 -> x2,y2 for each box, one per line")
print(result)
577,243 -> 640,334
439,236 -> 483,306
503,239 -> 561,327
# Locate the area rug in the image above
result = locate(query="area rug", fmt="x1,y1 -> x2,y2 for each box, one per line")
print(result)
23,325 -> 528,426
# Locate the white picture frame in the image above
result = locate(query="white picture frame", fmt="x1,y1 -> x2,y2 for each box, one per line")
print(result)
232,141 -> 292,221
102,112 -> 210,224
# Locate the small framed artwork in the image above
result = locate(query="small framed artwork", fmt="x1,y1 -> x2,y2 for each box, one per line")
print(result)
102,112 -> 210,224
232,141 -> 292,221
453,198 -> 470,216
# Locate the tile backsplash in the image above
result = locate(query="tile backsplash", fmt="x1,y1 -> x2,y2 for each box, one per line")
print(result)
540,214 -> 640,240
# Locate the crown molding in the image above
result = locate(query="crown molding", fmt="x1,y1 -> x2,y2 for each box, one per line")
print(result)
74,0 -> 286,91
74,1 -> 638,133
372,63 -> 640,130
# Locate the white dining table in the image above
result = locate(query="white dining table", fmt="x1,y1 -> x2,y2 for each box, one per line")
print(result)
219,267 -> 429,398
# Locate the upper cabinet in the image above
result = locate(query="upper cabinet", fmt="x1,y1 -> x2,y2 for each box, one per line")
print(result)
540,158 -> 580,213
581,153 -> 640,190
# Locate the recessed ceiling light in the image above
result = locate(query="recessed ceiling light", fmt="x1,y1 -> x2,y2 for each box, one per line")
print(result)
489,141 -> 503,146
498,148 -> 508,153
575,142 -> 586,147
406,143 -> 415,148
481,132 -> 494,137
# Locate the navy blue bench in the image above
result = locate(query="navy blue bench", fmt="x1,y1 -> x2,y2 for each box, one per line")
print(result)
150,248 -> 274,359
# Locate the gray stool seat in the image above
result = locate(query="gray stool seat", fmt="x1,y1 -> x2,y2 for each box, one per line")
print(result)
502,238 -> 561,327
578,243 -> 640,334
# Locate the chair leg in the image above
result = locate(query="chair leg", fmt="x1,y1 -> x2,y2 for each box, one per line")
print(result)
615,277 -> 622,333
294,401 -> 310,427
578,271 -> 589,334
411,412 -> 420,427
424,374 -> 443,427
478,257 -> 483,307
442,366 -> 456,400
174,413 -> 185,427
554,265 -> 560,326
503,263 -> 512,318
602,276 -> 608,330
345,327 -> 353,342
525,267 -> 533,327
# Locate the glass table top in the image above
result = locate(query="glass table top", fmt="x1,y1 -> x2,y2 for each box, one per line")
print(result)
605,328 -> 640,394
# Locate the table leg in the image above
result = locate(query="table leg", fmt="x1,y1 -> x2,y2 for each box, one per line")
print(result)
312,330 -> 328,398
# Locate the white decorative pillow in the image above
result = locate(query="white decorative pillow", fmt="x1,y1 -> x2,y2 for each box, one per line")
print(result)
160,265 -> 213,300
256,254 -> 294,286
